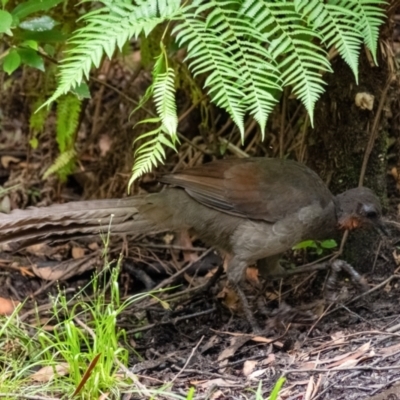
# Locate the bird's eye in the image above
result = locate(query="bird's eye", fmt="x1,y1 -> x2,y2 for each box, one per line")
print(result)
366,210 -> 378,218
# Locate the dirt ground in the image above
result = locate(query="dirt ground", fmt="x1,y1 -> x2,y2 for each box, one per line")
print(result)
0,127 -> 400,400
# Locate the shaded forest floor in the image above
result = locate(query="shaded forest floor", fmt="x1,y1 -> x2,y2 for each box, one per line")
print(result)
0,116 -> 400,400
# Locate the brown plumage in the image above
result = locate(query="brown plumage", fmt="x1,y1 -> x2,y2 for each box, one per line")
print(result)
0,158 -> 386,331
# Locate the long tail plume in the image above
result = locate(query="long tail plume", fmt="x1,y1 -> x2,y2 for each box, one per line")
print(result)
0,197 -> 150,246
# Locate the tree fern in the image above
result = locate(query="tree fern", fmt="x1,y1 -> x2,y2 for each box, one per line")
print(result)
175,0 -> 282,137
174,2 -> 248,135
294,0 -> 385,81
240,0 -> 332,125
41,0 -> 387,181
355,0 -> 387,64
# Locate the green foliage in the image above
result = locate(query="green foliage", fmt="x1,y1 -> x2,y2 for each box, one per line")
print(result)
42,94 -> 81,180
56,93 -> 81,153
253,377 -> 286,400
11,0 -> 64,20
293,239 -> 338,255
29,97 -> 50,149
42,0 -> 182,107
43,148 -> 77,180
269,377 -> 286,400
0,0 -> 70,76
0,258 -> 153,398
0,9 -> 12,34
130,49 -> 179,186
39,0 -> 386,181
1,0 -> 385,181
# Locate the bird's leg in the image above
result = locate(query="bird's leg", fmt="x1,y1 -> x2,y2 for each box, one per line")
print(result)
227,257 -> 262,333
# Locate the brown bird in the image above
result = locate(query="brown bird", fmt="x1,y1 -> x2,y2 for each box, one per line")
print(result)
0,158 -> 386,331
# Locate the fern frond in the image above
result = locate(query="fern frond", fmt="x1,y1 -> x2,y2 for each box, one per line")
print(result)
43,0 -> 182,107
30,99 -> 48,133
354,0 -> 386,64
174,2 -> 247,134
241,0 -> 332,124
43,149 -> 77,180
199,1 -> 282,137
152,59 -> 178,136
56,94 -> 81,153
295,0 -> 363,82
130,50 -> 178,182
129,128 -> 177,187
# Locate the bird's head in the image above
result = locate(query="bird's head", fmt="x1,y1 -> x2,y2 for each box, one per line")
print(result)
335,187 -> 388,235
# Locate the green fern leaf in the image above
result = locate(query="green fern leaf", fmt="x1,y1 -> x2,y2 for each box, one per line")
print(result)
56,94 -> 81,153
130,129 -> 177,187
295,0 -> 363,82
174,2 -> 247,134
152,52 -> 178,137
242,0 -> 332,124
354,0 -> 386,64
42,0 -> 182,108
43,148 -> 77,180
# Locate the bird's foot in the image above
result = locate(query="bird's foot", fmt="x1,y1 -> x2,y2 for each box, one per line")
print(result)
231,282 -> 263,334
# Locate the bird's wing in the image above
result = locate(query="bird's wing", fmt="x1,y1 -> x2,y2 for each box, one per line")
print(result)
160,158 -> 334,223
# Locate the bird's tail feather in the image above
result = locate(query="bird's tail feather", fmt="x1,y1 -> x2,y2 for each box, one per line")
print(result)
0,196 -> 158,246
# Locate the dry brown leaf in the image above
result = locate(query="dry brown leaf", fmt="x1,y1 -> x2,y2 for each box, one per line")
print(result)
261,353 -> 276,366
0,297 -> 19,315
300,361 -> 318,370
197,378 -> 239,390
337,359 -> 360,368
201,335 -> 219,353
243,360 -> 258,376
88,242 -> 100,251
72,247 -> 85,259
305,376 -> 314,400
217,286 -> 239,311
32,256 -> 96,281
210,390 -> 224,399
265,291 -> 279,301
18,161 -> 40,169
246,266 -> 259,284
324,342 -> 371,369
205,266 -> 219,278
26,243 -> 50,257
251,336 -> 284,348
98,135 -> 112,156
189,379 -> 208,385
1,155 -> 20,169
218,336 -> 250,366
247,368 -> 267,380
380,342 -> 400,356
30,363 -> 69,382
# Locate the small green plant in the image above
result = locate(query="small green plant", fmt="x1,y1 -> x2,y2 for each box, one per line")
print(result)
293,239 -> 338,255
0,258 -> 150,398
252,377 -> 286,400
